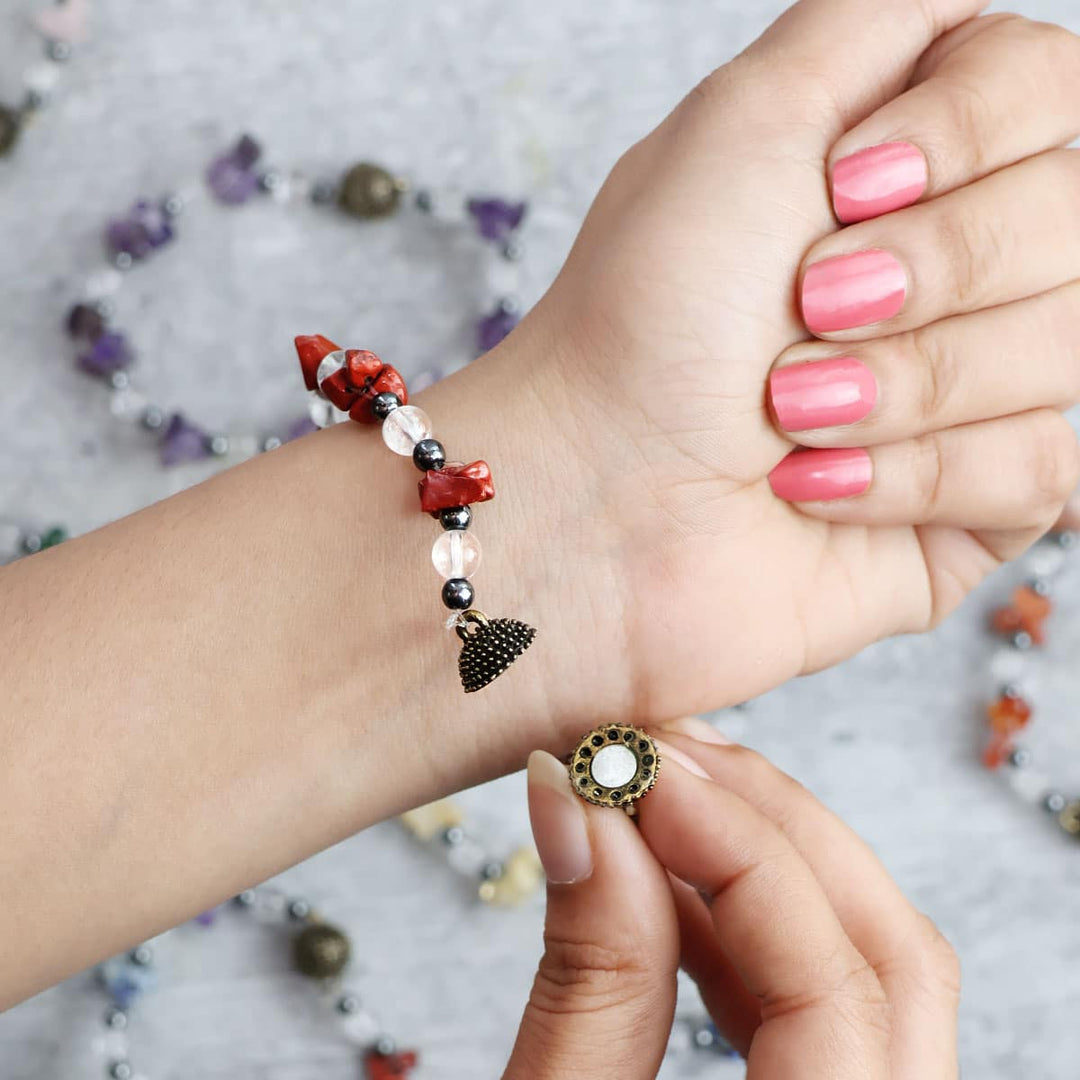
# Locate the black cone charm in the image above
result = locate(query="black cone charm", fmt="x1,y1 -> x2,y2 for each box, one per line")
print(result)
456,610 -> 537,693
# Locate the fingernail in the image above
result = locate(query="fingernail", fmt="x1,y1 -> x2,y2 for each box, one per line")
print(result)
769,447 -> 872,502
769,357 -> 877,432
832,142 -> 928,225
651,738 -> 712,779
660,716 -> 732,745
801,249 -> 907,335
527,750 -> 593,885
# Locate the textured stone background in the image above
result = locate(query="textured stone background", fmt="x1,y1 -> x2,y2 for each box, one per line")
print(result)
1,0 -> 1079,1077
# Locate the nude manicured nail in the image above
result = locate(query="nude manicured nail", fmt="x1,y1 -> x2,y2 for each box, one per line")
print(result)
651,738 -> 712,779
769,447 -> 872,502
661,716 -> 732,745
770,357 -> 877,432
832,142 -> 928,225
527,750 -> 593,885
801,249 -> 907,334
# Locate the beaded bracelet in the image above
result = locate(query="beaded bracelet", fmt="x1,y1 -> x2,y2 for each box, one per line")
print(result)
978,529 -> 1080,841
296,334 -> 537,693
0,0 -> 87,158
95,887 -> 418,1080
62,134 -> 529,468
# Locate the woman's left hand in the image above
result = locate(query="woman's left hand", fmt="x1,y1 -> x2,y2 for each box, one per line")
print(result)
508,721 -> 962,1079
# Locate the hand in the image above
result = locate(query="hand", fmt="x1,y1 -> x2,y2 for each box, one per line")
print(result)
508,718 -> 960,1079
492,0 -> 1080,722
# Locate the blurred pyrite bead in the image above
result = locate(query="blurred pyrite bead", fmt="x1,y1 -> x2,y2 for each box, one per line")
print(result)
338,162 -> 406,219
293,921 -> 352,978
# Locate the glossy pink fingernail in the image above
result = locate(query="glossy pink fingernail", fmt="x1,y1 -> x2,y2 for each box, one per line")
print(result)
770,357 -> 877,432
832,142 -> 928,224
801,249 -> 907,335
769,447 -> 872,502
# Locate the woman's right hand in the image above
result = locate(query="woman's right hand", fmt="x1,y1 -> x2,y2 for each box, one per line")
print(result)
508,717 -> 961,1079
477,0 -> 1080,728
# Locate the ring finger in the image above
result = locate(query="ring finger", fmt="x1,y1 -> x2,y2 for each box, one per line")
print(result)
799,149 -> 1080,340
768,281 -> 1080,446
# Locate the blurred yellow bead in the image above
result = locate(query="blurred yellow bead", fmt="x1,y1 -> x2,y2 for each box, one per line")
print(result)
1058,801 -> 1080,836
478,846 -> 543,906
399,800 -> 464,841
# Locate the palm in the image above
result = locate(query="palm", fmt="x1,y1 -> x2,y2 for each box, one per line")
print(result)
541,79 -> 995,712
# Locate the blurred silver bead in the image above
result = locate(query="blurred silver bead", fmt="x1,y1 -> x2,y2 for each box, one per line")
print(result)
500,238 -> 525,262
336,993 -> 360,1014
114,252 -> 133,271
1044,792 -> 1067,814
1008,748 -> 1032,769
163,194 -> 184,218
129,945 -> 152,967
22,533 -> 42,555
692,1025 -> 716,1049
141,405 -> 165,431
108,1061 -> 132,1080
375,1036 -> 397,1056
234,889 -> 257,908
262,435 -> 282,452
442,825 -> 465,846
1012,631 -> 1033,651
103,1006 -> 127,1030
209,434 -> 230,457
310,178 -> 338,205
287,898 -> 311,922
46,40 -> 72,62
497,295 -> 520,316
1031,578 -> 1052,598
108,371 -> 129,391
481,861 -> 504,881
1057,530 -> 1078,550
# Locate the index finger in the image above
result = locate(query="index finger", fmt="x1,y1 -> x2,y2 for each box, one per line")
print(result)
639,754 -> 891,1080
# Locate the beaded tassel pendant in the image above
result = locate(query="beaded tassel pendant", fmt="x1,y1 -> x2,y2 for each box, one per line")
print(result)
296,335 -> 536,692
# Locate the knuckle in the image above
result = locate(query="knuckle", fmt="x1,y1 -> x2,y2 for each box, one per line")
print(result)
908,327 -> 959,428
529,934 -> 646,1018
936,74 -> 995,175
1027,18 -> 1080,73
1024,414 -> 1080,517
913,431 -> 949,519
936,198 -> 1007,311
912,913 -> 962,998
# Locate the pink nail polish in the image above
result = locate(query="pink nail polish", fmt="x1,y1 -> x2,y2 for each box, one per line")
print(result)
801,249 -> 907,335
832,142 -> 928,225
768,447 -> 872,502
770,357 -> 877,432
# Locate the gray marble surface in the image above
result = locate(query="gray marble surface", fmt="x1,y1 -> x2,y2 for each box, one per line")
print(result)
1,0 -> 1079,1077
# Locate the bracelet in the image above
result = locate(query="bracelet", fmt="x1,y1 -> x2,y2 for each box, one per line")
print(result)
95,888 -> 418,1080
296,334 -> 536,693
0,0 -> 87,159
61,134 -> 530,469
979,528 -> 1080,840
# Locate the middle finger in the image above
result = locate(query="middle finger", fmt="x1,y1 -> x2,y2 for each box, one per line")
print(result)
799,149 -> 1080,340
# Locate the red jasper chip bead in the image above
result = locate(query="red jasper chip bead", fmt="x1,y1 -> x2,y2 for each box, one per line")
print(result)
987,693 -> 1033,736
343,349 -> 409,424
320,368 -> 361,412
294,334 -> 341,392
418,460 -> 495,513
991,585 -> 1052,645
365,1049 -> 418,1079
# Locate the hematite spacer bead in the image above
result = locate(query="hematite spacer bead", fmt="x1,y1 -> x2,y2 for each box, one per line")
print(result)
442,578 -> 474,610
337,993 -> 361,1014
412,439 -> 446,472
103,1006 -> 128,1030
1045,792 -> 1068,814
442,825 -> 465,846
481,861 -> 504,881
287,897 -> 311,922
234,889 -> 257,908
371,392 -> 401,420
129,945 -> 152,967
47,39 -> 73,62
108,1061 -> 132,1080
439,506 -> 471,531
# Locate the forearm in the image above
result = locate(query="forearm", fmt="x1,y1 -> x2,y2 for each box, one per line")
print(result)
0,324 -> 628,1006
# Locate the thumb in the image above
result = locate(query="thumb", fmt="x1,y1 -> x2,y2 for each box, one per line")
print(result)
503,750 -> 679,1080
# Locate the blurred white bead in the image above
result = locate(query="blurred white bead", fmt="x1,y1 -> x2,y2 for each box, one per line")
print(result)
381,406 -> 433,455
1026,544 -> 1066,580
23,61 -> 60,98
989,648 -> 1026,685
85,268 -> 123,299
432,531 -> 481,580
109,388 -> 148,420
251,889 -> 287,923
91,1030 -> 129,1058
1008,765 -> 1050,804
307,393 -> 336,429
418,186 -> 469,224
341,1009 -> 381,1045
486,256 -> 522,298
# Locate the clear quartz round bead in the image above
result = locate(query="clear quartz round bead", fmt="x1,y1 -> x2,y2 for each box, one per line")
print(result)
316,349 -> 347,388
381,405 -> 433,455
432,530 -> 482,580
